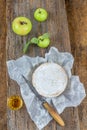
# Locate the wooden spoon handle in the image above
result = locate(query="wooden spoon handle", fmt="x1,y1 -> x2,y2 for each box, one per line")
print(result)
43,102 -> 65,126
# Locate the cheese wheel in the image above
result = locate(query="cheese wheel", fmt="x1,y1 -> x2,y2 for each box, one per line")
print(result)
32,63 -> 68,97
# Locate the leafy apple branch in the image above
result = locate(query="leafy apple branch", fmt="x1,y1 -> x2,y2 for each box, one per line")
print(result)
23,33 -> 50,53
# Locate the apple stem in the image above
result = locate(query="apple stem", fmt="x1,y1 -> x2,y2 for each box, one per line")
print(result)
39,9 -> 41,14
39,38 -> 44,41
20,21 -> 27,25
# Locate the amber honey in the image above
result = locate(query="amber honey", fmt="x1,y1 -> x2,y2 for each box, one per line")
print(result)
7,95 -> 23,110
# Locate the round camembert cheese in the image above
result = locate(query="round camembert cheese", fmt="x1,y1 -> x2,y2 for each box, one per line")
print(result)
32,63 -> 68,97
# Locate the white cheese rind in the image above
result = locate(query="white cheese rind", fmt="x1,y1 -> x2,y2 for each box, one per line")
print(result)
32,63 -> 68,97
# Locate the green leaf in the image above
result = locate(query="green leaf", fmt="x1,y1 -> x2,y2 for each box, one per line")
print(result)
30,37 -> 38,44
42,33 -> 50,39
23,41 -> 31,54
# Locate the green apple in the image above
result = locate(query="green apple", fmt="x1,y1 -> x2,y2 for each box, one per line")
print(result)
12,16 -> 32,36
23,33 -> 50,53
38,36 -> 50,48
34,8 -> 48,22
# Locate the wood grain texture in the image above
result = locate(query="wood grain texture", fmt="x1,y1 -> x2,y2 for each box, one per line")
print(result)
0,0 -> 7,130
6,0 -> 80,130
66,0 -> 87,130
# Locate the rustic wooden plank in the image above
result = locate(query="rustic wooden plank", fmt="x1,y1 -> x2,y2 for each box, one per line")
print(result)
66,0 -> 87,130
0,0 -> 7,130
6,0 -> 80,130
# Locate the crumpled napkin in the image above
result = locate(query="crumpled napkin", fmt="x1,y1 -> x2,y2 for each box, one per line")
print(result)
7,47 -> 86,129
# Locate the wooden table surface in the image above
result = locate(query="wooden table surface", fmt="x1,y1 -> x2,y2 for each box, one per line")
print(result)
66,1 -> 87,130
0,0 -> 87,130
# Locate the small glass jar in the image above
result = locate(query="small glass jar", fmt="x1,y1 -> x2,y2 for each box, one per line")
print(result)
7,95 -> 23,110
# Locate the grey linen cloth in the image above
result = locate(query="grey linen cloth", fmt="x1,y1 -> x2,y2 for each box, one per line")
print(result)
7,47 -> 86,129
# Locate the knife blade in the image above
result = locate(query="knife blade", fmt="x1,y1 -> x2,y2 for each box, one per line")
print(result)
22,75 -> 65,126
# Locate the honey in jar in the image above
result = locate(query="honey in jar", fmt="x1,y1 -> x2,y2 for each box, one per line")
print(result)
7,95 -> 23,110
